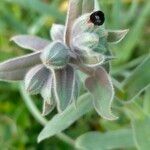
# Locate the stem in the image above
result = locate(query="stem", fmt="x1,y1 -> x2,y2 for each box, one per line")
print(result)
19,83 -> 75,147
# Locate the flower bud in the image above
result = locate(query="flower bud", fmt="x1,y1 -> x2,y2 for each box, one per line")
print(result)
41,41 -> 70,69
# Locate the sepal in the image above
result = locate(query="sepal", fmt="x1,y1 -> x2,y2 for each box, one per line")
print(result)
24,65 -> 49,95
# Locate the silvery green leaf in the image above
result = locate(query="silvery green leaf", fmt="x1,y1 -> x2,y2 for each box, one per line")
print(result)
24,65 -> 49,95
38,93 -> 93,142
81,51 -> 105,67
107,29 -> 129,44
41,75 -> 53,104
41,41 -> 69,69
85,67 -> 117,120
0,52 -> 41,81
50,24 -> 65,42
53,65 -> 76,112
42,100 -> 55,116
82,0 -> 94,14
11,35 -> 50,51
75,129 -> 135,150
65,0 -> 83,45
0,67 -> 30,81
72,32 -> 99,50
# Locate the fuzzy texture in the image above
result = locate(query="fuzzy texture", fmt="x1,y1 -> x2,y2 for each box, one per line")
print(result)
0,0 -> 128,118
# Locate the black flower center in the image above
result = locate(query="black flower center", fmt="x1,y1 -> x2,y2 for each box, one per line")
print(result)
90,11 -> 105,26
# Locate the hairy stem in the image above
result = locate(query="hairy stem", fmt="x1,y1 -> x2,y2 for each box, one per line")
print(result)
19,83 -> 75,147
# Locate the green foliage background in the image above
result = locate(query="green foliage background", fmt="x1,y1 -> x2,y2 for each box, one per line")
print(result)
0,0 -> 149,149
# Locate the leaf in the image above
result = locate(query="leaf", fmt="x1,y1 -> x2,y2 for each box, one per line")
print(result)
132,117 -> 150,150
40,41 -> 69,69
65,0 -> 83,45
11,35 -> 50,51
0,67 -> 30,81
50,24 -> 65,42
85,67 -> 117,120
0,52 -> 41,81
53,65 -> 76,112
82,0 -> 94,14
24,65 -> 50,95
107,29 -> 129,44
123,55 -> 150,101
38,93 -> 93,143
75,129 -> 135,150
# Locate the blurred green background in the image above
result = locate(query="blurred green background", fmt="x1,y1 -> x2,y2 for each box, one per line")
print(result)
0,0 -> 149,149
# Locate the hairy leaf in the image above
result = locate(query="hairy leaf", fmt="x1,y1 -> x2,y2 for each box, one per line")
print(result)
50,24 -> 65,42
76,129 -> 135,150
0,52 -> 41,81
0,67 -> 30,81
38,93 -> 93,142
11,35 -> 50,51
85,67 -> 117,120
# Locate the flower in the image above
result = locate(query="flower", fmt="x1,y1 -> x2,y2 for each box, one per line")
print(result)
0,0 -> 128,119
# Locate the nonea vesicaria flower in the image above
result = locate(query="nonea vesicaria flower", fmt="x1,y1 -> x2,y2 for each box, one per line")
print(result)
0,0 -> 128,120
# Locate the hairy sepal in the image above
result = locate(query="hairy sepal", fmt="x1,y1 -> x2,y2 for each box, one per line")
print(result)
85,67 -> 118,120
53,65 -> 76,112
24,65 -> 49,95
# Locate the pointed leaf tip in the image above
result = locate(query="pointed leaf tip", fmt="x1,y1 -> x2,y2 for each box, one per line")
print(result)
107,29 -> 129,44
11,35 -> 50,51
